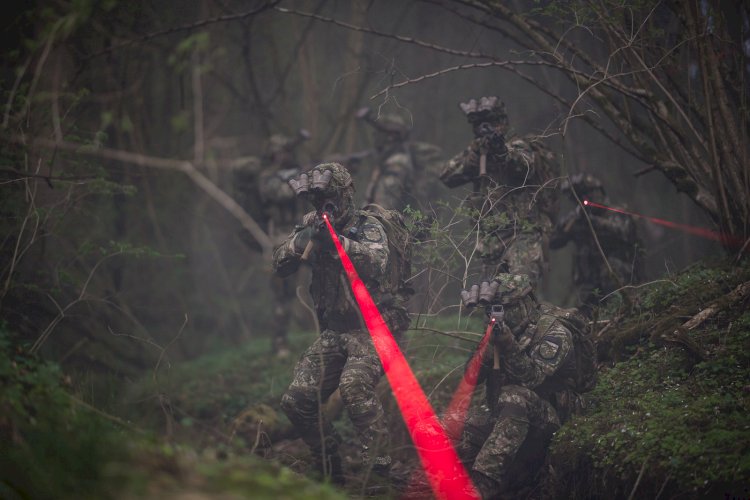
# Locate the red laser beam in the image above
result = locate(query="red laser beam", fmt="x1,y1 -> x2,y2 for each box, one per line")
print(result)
582,199 -> 743,247
442,319 -> 495,439
322,214 -> 479,500
403,319 -> 495,499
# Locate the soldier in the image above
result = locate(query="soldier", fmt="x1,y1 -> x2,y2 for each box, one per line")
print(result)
445,273 -> 595,498
356,107 -> 415,211
549,173 -> 643,314
274,163 -> 411,483
440,97 -> 559,286
257,131 -> 310,358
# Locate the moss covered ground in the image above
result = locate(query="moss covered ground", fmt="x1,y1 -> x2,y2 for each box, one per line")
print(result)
4,259 -> 749,499
549,259 -> 750,498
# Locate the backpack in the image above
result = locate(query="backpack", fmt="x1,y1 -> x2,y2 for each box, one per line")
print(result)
541,304 -> 598,393
360,203 -> 414,298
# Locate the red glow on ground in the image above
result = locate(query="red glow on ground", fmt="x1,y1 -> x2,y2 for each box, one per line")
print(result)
443,319 -> 495,438
322,214 -> 479,500
584,200 -> 743,247
403,319 -> 495,498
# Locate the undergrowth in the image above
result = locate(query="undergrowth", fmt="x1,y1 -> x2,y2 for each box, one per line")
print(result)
122,329 -> 306,440
0,326 -> 128,500
550,260 -> 750,498
0,325 -> 348,499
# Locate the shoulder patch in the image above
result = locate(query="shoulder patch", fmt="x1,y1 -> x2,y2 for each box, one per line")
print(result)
538,338 -> 561,360
361,224 -> 384,243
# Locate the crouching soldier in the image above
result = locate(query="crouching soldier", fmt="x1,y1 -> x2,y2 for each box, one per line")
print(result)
447,273 -> 597,498
273,163 -> 411,484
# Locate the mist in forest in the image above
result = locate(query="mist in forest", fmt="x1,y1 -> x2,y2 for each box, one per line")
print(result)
3,2 -> 749,496
4,1 -> 723,362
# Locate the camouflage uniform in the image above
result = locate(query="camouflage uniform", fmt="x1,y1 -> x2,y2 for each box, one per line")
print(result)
258,134 -> 309,356
359,111 -> 416,211
440,97 -> 559,285
448,274 -> 583,498
275,163 -> 410,481
550,174 -> 643,312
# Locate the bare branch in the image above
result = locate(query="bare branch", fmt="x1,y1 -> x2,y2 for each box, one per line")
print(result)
274,5 -> 495,60
85,1 -> 280,60
24,138 -> 274,255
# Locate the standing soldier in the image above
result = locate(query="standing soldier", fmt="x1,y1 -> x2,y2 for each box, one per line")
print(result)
356,107 -> 415,211
550,173 -> 643,314
445,273 -> 596,498
257,130 -> 310,358
440,97 -> 559,286
274,163 -> 411,483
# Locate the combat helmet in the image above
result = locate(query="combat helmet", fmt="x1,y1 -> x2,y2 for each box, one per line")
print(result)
265,129 -> 311,167
268,134 -> 294,154
288,162 -> 356,225
561,173 -> 608,204
500,273 -> 539,329
459,96 -> 509,129
356,107 -> 411,150
492,273 -> 539,328
376,113 -> 410,135
461,272 -> 538,329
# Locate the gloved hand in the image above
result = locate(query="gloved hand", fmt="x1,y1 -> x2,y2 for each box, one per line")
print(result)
311,215 -> 341,252
293,226 -> 314,254
477,124 -> 506,155
492,321 -> 515,351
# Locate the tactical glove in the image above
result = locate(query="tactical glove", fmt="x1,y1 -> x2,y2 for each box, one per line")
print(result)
311,216 -> 343,252
293,226 -> 314,254
492,321 -> 515,351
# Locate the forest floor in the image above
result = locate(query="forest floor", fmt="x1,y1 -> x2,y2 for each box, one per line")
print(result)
2,258 -> 749,499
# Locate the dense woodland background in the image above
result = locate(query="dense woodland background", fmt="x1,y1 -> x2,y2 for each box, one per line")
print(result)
1,1 -> 749,498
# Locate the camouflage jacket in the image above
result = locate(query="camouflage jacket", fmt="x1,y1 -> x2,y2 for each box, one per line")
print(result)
273,209 -> 408,332
550,208 -> 642,285
365,147 -> 414,209
477,311 -> 576,401
258,166 -> 306,243
440,134 -> 559,235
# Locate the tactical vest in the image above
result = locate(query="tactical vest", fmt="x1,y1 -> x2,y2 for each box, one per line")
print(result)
538,304 -> 598,393
358,204 -> 414,301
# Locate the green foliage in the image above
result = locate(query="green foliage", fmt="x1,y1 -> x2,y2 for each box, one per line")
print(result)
550,260 -> 750,497
0,325 -> 129,499
636,261 -> 736,312
100,441 -> 347,500
124,330 -> 304,428
0,325 -> 347,499
402,313 -> 487,408
198,455 -> 346,499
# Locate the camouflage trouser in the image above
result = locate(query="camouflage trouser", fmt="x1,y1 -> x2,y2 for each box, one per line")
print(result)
280,329 -> 391,467
449,385 -> 559,490
270,273 -> 296,351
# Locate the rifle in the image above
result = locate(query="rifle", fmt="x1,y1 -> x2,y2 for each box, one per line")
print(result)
476,122 -> 507,177
488,304 -> 505,369
301,202 -> 337,261
486,303 -> 506,413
